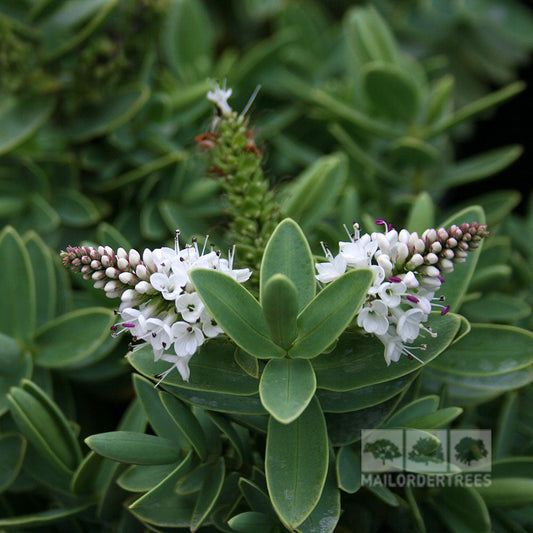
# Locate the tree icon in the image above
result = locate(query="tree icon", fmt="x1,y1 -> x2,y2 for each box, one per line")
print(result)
454,436 -> 488,466
408,437 -> 444,465
364,438 -> 402,465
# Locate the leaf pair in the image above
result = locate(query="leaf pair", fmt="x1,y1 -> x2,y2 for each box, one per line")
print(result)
189,219 -> 374,423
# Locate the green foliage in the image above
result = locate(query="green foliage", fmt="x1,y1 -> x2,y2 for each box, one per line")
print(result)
0,1 -> 532,532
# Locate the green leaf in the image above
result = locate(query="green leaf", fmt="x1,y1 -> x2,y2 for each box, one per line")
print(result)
266,398 -> 328,528
0,503 -> 93,529
190,269 -> 285,359
160,392 -> 207,461
429,324 -> 533,376
34,307 -> 116,367
476,479 -> 533,507
362,63 -> 421,121
70,451 -> 106,495
23,232 -> 56,328
326,395 -> 403,447
54,189 -> 101,228
260,358 -> 316,424
234,348 -> 260,378
161,0 -> 213,82
0,96 -> 55,156
0,334 -> 32,416
128,342 -> 259,395
439,206 -> 486,313
389,137 -> 440,167
279,155 -> 347,232
163,385 -> 266,415
344,6 -> 398,66
424,81 -> 525,137
129,452 -> 196,527
296,449 -> 340,533
438,145 -> 522,189
239,478 -> 275,516
260,218 -> 316,313
117,463 -> 179,493
132,374 -> 189,447
385,396 -> 439,427
190,458 -> 225,531
406,192 -> 435,234
0,433 -> 26,492
317,373 -> 415,413
85,431 -> 182,465
205,411 -> 247,468
7,383 -> 79,474
289,269 -> 373,359
228,512 -> 280,533
67,84 -> 150,141
96,222 -> 132,250
432,486 -> 491,533
40,0 -> 119,59
261,275 -> 299,349
313,312 -> 461,391
0,226 -> 36,343
461,293 -> 531,324
335,447 -> 361,494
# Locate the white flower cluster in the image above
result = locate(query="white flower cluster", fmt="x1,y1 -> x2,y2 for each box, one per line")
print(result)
114,236 -> 251,384
316,221 -> 450,365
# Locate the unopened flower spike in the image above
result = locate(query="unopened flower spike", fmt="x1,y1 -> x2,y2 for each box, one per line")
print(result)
196,81 -> 280,270
315,220 -> 488,365
61,232 -> 252,384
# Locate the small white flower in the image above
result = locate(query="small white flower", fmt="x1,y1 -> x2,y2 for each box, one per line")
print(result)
367,265 -> 386,295
159,353 -> 195,383
357,300 -> 389,335
377,331 -> 403,365
207,83 -> 233,116
200,309 -> 224,338
339,236 -> 377,268
176,292 -> 205,322
150,271 -> 187,301
378,281 -> 406,308
395,308 -> 425,342
172,321 -> 205,357
315,254 -> 347,283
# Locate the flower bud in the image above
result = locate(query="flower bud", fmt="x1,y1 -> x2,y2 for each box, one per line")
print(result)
106,267 -> 119,278
424,253 -> 439,265
104,280 -> 121,292
119,272 -> 136,285
135,281 -> 152,294
101,255 -> 111,268
117,247 -> 128,260
117,258 -> 130,270
128,249 -> 141,268
121,289 -> 137,303
136,264 -> 149,280
90,260 -> 101,270
429,242 -> 442,253
406,253 -> 424,270
420,265 -> 440,277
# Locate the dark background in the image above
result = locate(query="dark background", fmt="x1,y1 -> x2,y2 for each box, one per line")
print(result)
453,0 -> 533,214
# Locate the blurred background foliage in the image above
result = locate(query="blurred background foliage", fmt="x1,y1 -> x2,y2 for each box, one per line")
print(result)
0,0 -> 532,531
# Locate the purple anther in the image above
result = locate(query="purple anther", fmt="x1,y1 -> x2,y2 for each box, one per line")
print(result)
441,305 -> 450,316
389,276 -> 402,283
406,295 -> 419,304
122,322 -> 136,328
